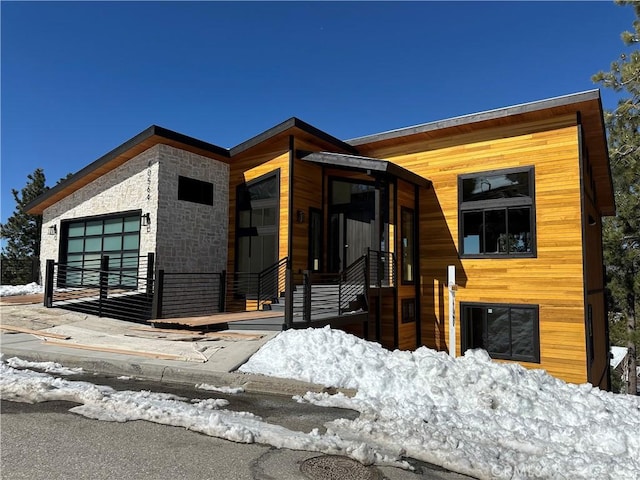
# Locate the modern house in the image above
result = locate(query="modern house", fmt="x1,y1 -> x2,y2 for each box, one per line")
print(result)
26,90 -> 614,389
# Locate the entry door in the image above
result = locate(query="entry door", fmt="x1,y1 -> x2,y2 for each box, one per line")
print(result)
345,207 -> 373,266
328,180 -> 376,272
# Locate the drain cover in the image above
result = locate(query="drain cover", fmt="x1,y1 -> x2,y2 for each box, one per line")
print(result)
300,455 -> 383,480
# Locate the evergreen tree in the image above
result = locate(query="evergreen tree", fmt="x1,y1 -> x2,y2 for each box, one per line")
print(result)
593,0 -> 640,395
0,168 -> 48,260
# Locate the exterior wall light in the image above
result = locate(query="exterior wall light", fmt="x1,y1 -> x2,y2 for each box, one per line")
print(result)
48,225 -> 57,236
141,213 -> 151,227
588,215 -> 597,226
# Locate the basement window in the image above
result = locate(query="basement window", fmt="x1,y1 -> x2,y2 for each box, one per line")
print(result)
461,302 -> 540,363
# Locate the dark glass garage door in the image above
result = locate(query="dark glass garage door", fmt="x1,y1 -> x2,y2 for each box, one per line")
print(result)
61,212 -> 141,288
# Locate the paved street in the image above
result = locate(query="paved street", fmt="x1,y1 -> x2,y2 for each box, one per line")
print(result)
1,375 -> 473,480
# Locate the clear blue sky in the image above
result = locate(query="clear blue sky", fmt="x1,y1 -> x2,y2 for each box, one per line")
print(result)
1,1 -> 635,225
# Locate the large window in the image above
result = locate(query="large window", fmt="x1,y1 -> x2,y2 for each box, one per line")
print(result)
236,172 -> 279,294
459,167 -> 535,257
60,212 -> 141,288
462,303 -> 540,363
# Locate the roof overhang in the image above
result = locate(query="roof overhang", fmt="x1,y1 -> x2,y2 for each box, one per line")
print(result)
347,90 -> 614,216
25,126 -> 230,215
298,150 -> 431,189
231,117 -> 358,157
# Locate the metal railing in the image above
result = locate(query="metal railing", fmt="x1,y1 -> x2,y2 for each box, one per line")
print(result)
44,253 -> 155,322
288,254 -> 370,326
229,257 -> 288,311
368,249 -> 397,287
152,270 -> 225,319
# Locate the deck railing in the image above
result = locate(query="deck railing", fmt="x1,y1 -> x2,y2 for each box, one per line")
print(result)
228,257 -> 288,311
152,270 -> 225,319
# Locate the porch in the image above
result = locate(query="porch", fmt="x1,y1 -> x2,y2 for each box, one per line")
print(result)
41,250 -> 395,340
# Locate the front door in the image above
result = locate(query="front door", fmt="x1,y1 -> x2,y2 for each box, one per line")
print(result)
328,179 -> 377,272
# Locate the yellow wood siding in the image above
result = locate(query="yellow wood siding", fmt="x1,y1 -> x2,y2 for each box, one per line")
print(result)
366,124 -> 589,383
226,144 -> 290,310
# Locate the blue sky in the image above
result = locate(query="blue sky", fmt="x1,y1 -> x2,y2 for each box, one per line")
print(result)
1,1 -> 635,226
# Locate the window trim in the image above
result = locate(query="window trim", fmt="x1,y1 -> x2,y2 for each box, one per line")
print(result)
461,301 -> 540,363
458,166 -> 536,258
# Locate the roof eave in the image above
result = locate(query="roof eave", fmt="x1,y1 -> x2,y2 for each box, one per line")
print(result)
347,90 -> 603,146
24,125 -> 230,215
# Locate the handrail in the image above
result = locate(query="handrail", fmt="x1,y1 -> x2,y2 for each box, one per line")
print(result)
231,257 -> 288,311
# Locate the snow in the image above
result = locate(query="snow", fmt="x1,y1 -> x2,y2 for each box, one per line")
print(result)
0,359 -> 407,468
4,356 -> 83,376
195,383 -> 245,394
610,346 -> 628,369
0,282 -> 42,296
3,326 -> 640,479
240,326 -> 640,479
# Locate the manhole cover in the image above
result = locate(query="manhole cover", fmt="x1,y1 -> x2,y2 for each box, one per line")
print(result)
300,455 -> 384,480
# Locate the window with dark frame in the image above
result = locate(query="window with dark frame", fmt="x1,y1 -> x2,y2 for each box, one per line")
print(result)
401,298 -> 416,324
461,302 -> 540,363
178,176 -> 214,206
401,207 -> 415,283
459,167 -> 535,257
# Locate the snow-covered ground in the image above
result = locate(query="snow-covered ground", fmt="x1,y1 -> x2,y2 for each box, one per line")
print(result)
2,327 -> 640,479
0,282 -> 42,296
239,327 -> 640,479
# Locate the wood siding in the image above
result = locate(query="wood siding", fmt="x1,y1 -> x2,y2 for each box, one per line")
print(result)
364,123 -> 591,384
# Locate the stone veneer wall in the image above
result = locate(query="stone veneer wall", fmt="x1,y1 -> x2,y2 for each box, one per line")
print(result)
40,145 -> 161,279
155,144 -> 229,273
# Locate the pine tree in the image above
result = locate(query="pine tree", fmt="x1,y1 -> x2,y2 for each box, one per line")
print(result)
593,0 -> 640,395
0,169 -> 48,283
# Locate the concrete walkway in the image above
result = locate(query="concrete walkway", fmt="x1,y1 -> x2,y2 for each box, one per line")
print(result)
0,302 -> 352,397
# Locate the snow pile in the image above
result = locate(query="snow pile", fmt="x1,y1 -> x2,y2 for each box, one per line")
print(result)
196,383 -> 245,394
240,326 -> 640,479
0,360 -> 406,468
0,282 -> 42,296
5,357 -> 83,376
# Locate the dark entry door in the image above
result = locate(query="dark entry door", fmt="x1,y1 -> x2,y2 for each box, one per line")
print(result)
328,180 -> 376,272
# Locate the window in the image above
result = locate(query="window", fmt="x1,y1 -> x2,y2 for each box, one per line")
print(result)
235,171 -> 279,295
60,212 -> 141,288
459,167 -> 535,257
462,303 -> 540,363
401,207 -> 416,283
401,298 -> 416,324
178,176 -> 214,205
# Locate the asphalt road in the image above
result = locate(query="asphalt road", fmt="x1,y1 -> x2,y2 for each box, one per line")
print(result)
1,374 -> 473,480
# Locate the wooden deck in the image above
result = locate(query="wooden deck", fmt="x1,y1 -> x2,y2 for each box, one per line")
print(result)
149,310 -> 284,328
0,294 -> 43,306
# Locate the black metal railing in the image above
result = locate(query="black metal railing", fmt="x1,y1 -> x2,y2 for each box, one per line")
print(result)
152,270 -> 225,319
44,253 -> 155,322
288,253 -> 370,326
229,257 -> 288,311
368,249 -> 397,287
1,257 -> 40,285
